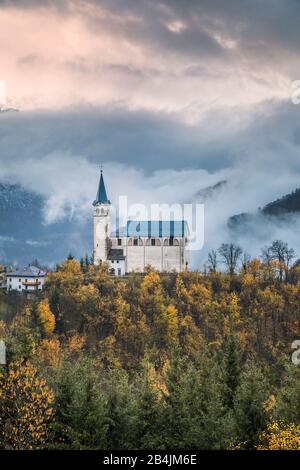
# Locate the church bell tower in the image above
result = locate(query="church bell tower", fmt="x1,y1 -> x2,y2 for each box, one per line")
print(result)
93,169 -> 111,265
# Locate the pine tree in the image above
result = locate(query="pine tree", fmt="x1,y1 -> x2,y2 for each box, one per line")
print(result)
275,363 -> 300,424
234,361 -> 270,448
135,376 -> 163,449
222,333 -> 242,409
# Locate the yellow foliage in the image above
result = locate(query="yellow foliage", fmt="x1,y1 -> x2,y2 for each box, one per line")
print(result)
0,320 -> 6,337
257,421 -> 300,450
37,299 -> 55,336
165,304 -> 179,342
68,333 -> 85,353
263,394 -> 276,413
141,270 -> 162,295
38,338 -> 61,366
0,361 -> 54,449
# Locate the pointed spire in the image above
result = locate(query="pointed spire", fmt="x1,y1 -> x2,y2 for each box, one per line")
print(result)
93,167 -> 111,205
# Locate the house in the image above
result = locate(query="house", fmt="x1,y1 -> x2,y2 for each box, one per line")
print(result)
6,265 -> 46,293
93,171 -> 189,275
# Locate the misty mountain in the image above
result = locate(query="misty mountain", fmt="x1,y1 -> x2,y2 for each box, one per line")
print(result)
0,182 -> 92,266
262,188 -> 300,216
228,187 -> 300,232
196,180 -> 227,201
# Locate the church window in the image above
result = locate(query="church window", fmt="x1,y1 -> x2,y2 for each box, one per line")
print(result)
151,238 -> 156,246
133,238 -> 138,246
169,237 -> 174,246
118,238 -> 122,246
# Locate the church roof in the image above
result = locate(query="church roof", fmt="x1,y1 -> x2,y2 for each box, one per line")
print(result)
111,220 -> 189,238
107,249 -> 125,261
93,170 -> 110,205
8,265 -> 46,278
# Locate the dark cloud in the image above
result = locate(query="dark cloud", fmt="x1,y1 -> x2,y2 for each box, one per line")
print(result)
0,105 -> 234,172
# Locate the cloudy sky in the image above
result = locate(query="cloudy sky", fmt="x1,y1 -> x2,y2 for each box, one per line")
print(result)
1,0 -> 300,265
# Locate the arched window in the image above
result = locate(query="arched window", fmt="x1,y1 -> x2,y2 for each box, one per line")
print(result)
132,237 -> 143,246
147,238 -> 161,246
164,237 -> 179,246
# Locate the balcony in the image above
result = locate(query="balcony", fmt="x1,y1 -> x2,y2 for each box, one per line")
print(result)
22,280 -> 42,287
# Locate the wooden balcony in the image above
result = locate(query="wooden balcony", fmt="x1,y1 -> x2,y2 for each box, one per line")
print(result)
22,280 -> 41,287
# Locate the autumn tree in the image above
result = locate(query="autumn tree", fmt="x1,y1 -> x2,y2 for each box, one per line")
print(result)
218,243 -> 242,275
256,421 -> 300,450
262,240 -> 295,281
0,361 -> 54,449
37,299 -> 56,337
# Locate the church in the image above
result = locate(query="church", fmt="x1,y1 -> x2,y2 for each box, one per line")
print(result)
93,171 -> 189,275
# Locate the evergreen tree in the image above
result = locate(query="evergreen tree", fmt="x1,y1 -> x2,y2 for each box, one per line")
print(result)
234,361 -> 270,448
135,376 -> 164,449
222,333 -> 242,409
104,371 -> 137,450
50,357 -> 107,449
275,363 -> 300,424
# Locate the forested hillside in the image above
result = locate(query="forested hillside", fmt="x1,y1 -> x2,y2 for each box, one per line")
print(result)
262,188 -> 300,216
0,249 -> 300,450
228,186 -> 300,231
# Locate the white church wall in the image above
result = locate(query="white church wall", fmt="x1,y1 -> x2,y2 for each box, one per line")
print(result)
144,246 -> 162,271
163,246 -> 181,272
127,246 -> 145,272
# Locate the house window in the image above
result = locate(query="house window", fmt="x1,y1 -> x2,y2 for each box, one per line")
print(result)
117,260 -> 119,264
19,278 -> 21,282
169,237 -> 174,246
133,238 -> 138,246
118,269 -> 121,276
118,238 -> 122,246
